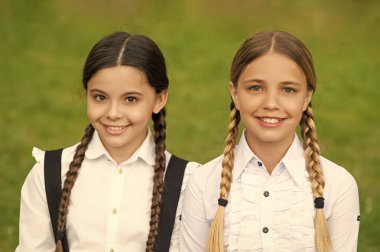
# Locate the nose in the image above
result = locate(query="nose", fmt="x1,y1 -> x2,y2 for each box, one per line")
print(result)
263,89 -> 279,110
106,101 -> 122,120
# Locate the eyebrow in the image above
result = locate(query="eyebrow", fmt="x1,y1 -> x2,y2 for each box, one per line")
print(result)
243,79 -> 302,86
88,88 -> 144,96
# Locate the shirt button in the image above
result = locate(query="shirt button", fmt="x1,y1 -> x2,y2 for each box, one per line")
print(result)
118,168 -> 123,174
258,161 -> 263,167
263,191 -> 270,197
262,227 -> 269,233
112,208 -> 117,214
110,249 -> 114,252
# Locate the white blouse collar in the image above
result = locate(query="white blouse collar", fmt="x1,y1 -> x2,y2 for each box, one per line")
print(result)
280,134 -> 307,188
85,128 -> 156,166
233,131 -> 306,188
233,130 -> 257,179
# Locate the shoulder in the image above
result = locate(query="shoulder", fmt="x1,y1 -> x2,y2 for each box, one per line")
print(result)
30,143 -> 79,177
22,143 -> 78,194
32,143 -> 78,163
320,156 -> 358,205
164,151 -> 201,177
188,155 -> 224,191
185,160 -> 201,176
320,156 -> 357,188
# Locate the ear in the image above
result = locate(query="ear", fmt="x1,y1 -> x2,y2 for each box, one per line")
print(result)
303,89 -> 313,111
229,82 -> 240,110
153,90 -> 168,114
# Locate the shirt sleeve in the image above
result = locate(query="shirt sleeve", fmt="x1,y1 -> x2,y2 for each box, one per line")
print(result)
169,161 -> 200,252
327,172 -> 360,252
179,168 -> 211,252
16,149 -> 56,252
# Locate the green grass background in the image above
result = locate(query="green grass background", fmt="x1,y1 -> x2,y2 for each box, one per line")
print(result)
1,0 -> 379,251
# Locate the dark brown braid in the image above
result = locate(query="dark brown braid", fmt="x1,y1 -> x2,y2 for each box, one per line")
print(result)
145,108 -> 167,252
55,124 -> 94,252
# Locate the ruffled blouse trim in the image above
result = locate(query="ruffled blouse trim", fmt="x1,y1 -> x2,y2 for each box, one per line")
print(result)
228,167 -> 315,251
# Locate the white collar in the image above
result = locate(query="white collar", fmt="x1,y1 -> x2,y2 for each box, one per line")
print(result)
85,128 -> 156,166
233,131 -> 306,188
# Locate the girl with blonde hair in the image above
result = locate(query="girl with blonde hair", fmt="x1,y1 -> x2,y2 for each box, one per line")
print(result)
180,31 -> 359,252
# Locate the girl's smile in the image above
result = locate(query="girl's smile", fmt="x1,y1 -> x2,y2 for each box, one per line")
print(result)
256,116 -> 286,128
102,123 -> 131,135
86,66 -> 167,163
230,52 -> 312,149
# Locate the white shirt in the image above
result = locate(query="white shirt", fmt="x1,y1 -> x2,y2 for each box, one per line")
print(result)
16,129 -> 199,252
180,132 -> 360,252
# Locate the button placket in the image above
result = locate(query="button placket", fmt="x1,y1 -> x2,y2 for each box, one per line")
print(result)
260,177 -> 273,248
105,163 -> 125,249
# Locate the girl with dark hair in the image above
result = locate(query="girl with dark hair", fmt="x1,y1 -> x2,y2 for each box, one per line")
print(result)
180,31 -> 359,252
17,32 -> 199,252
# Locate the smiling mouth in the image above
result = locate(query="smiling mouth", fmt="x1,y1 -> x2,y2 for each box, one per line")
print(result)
257,117 -> 285,124
108,125 -> 126,131
103,124 -> 131,134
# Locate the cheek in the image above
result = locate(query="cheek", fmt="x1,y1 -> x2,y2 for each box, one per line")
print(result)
128,104 -> 153,122
239,97 -> 261,113
286,99 -> 306,119
86,106 -> 96,122
86,102 -> 102,121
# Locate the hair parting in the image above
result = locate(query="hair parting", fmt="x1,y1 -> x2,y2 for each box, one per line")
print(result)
55,124 -> 94,252
117,37 -> 130,66
207,102 -> 240,252
145,108 -> 167,252
209,31 -> 331,251
58,32 -> 169,251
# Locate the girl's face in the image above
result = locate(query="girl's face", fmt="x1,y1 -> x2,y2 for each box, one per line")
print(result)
87,66 -> 167,161
230,52 -> 312,149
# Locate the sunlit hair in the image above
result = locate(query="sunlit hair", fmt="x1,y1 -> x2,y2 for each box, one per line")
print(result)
55,32 -> 168,252
207,31 -> 331,252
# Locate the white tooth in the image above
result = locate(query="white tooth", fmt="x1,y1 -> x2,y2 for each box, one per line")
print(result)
109,126 -> 124,131
262,118 -> 280,124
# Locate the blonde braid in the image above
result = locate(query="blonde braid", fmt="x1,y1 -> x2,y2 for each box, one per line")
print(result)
55,124 -> 94,252
301,104 -> 331,252
208,102 -> 240,252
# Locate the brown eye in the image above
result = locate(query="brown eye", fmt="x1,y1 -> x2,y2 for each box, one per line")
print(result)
126,96 -> 137,103
94,95 -> 106,101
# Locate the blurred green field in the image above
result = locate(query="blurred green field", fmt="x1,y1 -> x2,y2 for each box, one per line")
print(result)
1,0 -> 379,251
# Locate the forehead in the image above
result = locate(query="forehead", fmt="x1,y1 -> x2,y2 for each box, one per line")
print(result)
88,66 -> 151,91
239,52 -> 306,84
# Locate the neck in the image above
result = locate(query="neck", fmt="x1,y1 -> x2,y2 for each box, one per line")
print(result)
102,130 -> 149,165
245,132 -> 295,174
110,148 -> 137,165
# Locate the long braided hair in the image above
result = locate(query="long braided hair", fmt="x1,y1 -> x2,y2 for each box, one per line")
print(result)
208,31 -> 331,252
55,32 -> 169,252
